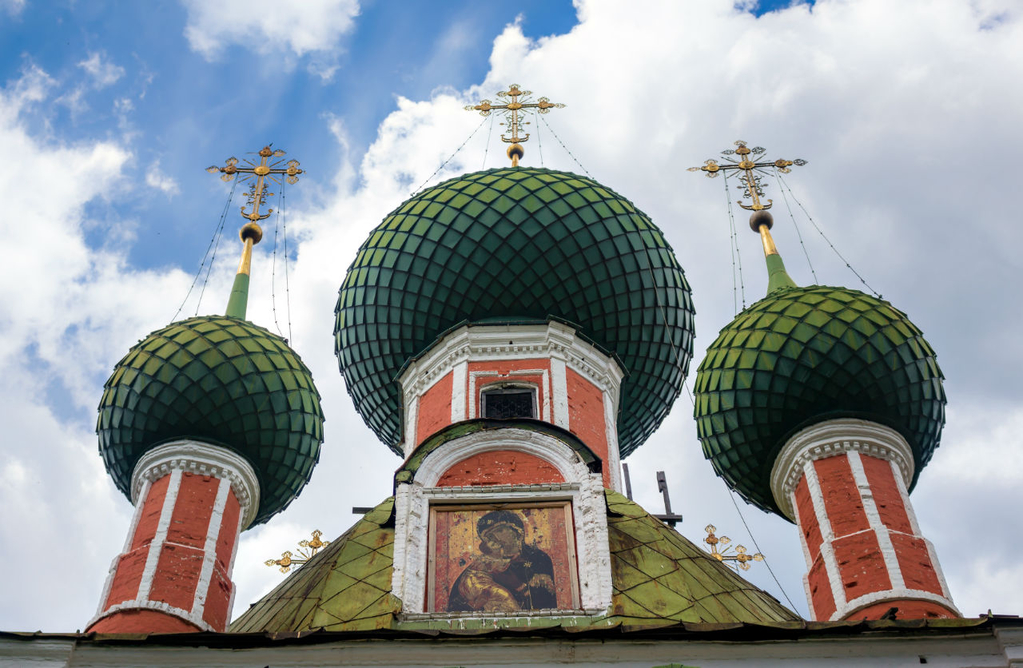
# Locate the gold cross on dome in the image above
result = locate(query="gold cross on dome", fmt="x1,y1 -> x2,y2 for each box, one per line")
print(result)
207,145 -> 304,222
465,84 -> 565,166
264,529 -> 329,574
703,524 -> 764,571
688,140 -> 807,211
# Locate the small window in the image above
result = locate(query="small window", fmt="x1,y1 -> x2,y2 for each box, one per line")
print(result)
481,386 -> 536,419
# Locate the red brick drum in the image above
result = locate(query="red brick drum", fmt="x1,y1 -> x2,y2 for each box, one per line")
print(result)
791,450 -> 957,621
87,469 -> 243,633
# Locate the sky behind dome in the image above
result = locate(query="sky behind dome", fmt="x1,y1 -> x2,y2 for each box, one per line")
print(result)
1,0 -> 1021,631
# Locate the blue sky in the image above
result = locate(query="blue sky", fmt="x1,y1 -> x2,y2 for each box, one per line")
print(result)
0,0 -> 806,273
1,0 -> 581,270
2,0 -> 1021,633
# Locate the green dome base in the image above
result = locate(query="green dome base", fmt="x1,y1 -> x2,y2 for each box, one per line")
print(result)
334,167 -> 695,457
694,285 -> 945,516
97,316 -> 325,525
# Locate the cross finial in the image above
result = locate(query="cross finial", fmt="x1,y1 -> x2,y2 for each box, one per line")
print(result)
207,145 -> 303,224
703,524 -> 764,571
689,140 -> 807,264
264,529 -> 329,574
207,145 -> 305,318
465,84 -> 565,167
688,140 -> 806,212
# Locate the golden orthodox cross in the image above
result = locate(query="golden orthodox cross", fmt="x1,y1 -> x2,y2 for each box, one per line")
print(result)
703,524 -> 764,571
264,529 -> 329,574
465,84 -> 565,166
207,145 -> 304,222
688,140 -> 806,211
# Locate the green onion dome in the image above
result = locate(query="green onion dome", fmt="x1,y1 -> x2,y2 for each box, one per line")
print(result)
97,315 -> 325,525
694,284 -> 946,516
334,167 -> 695,457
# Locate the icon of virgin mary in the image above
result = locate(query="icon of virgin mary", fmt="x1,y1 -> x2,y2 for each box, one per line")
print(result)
447,510 -> 558,612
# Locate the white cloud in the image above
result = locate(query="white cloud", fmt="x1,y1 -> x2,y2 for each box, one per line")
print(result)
182,0 -> 360,60
77,52 -> 124,89
0,65 -> 196,630
145,159 -> 180,196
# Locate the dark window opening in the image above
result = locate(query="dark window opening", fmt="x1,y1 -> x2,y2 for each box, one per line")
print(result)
482,387 -> 536,419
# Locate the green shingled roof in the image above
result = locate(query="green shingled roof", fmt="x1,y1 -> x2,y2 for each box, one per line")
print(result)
603,491 -> 799,625
694,285 -> 946,516
230,492 -> 797,633
334,167 -> 695,458
230,499 -> 399,633
97,316 -> 325,525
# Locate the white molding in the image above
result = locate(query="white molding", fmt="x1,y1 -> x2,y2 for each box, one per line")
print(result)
803,460 -> 847,612
122,478 -> 151,553
888,458 -> 952,600
423,483 -> 581,495
846,451 -> 906,590
833,588 -> 960,621
87,598 -> 216,633
468,369 -> 548,421
95,478 -> 152,618
891,459 -> 923,536
451,361 -> 468,423
789,478 -> 814,571
225,497 -> 243,624
603,391 -> 622,493
396,322 -> 625,483
412,428 -> 591,489
131,439 -> 261,530
401,392 -> 420,458
550,356 -> 570,428
397,322 -> 625,399
996,626 -> 1023,668
137,469 -> 182,603
391,428 -> 612,615
190,477 -> 232,622
771,419 -> 915,521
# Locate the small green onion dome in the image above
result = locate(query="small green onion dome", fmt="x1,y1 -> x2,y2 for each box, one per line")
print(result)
97,316 -> 325,525
694,285 -> 945,516
334,167 -> 695,458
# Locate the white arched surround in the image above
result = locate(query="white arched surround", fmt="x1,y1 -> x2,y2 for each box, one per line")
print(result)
391,428 -> 613,617
396,321 -> 625,493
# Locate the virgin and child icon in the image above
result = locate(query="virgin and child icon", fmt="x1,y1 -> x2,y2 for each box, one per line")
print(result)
429,503 -> 578,613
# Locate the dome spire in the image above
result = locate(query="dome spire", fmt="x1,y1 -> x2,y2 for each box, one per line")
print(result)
465,84 -> 565,167
750,209 -> 797,294
689,140 -> 807,294
207,145 -> 305,319
225,221 -> 262,318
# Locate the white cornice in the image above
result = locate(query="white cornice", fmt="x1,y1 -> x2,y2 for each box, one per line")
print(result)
131,440 -> 261,530
397,322 -> 625,399
770,419 -> 915,521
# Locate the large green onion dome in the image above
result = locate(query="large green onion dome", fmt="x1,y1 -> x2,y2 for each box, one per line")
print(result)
97,315 -> 325,525
334,167 -> 695,457
694,275 -> 946,516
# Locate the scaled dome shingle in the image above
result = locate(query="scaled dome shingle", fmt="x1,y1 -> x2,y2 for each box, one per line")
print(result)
694,285 -> 946,516
334,167 -> 695,457
97,315 -> 325,525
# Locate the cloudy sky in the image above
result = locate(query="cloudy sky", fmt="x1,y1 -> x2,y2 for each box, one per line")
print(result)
1,0 -> 1021,631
